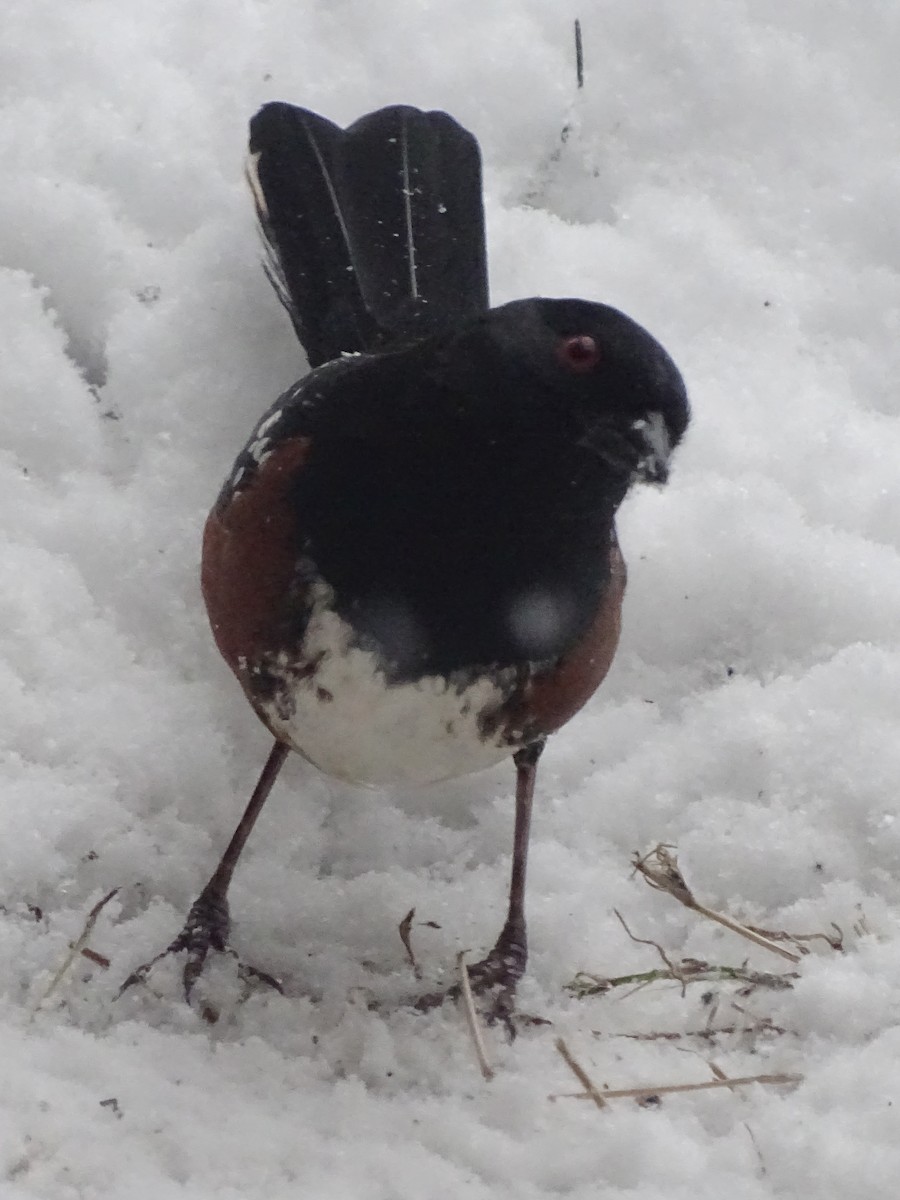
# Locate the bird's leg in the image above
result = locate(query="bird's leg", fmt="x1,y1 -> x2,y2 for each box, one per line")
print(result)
118,739 -> 289,1004
462,740 -> 543,1022
417,739 -> 544,1030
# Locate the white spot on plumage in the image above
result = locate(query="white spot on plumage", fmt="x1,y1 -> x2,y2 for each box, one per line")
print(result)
255,410 -> 283,439
254,580 -> 517,786
244,151 -> 268,217
244,407 -> 285,468
246,437 -> 270,466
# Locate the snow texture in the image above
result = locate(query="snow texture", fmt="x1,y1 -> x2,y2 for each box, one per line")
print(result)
2,2 -> 900,1197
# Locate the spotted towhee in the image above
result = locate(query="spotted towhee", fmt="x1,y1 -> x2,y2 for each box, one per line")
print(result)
122,101 -> 689,1022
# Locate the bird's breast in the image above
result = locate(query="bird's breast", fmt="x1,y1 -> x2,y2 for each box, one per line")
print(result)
202,419 -> 628,787
243,581 -> 522,786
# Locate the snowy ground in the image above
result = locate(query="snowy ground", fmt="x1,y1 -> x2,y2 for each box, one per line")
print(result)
2,2 -> 900,1196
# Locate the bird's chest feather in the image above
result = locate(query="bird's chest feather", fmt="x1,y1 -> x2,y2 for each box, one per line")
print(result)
244,578 -> 524,785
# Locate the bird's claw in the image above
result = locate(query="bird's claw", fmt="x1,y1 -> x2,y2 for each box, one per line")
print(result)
414,940 -> 527,1039
117,886 -> 282,1009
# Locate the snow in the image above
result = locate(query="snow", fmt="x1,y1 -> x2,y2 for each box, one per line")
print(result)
2,1 -> 900,1196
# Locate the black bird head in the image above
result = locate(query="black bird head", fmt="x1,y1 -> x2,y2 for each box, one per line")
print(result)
441,297 -> 689,486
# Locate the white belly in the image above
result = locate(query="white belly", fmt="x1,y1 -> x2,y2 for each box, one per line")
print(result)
252,596 -> 518,786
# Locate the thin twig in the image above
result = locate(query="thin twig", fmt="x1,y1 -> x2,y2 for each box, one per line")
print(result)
745,922 -> 844,954
693,905 -> 801,962
554,1038 -> 607,1108
614,909 -> 679,973
553,1072 -> 802,1104
457,952 -> 494,1081
745,1122 -> 768,1176
632,846 -> 801,963
80,948 -> 111,969
567,961 -> 796,999
33,889 -> 119,1013
398,907 -> 420,979
574,19 -> 584,89
706,1059 -> 735,1088
521,16 -> 586,208
606,1019 -> 792,1042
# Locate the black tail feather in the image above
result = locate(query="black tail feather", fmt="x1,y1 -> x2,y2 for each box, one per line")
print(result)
339,106 -> 489,345
248,101 -> 488,366
247,104 -> 379,366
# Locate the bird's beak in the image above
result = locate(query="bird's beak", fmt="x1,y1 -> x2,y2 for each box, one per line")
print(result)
631,411 -> 672,485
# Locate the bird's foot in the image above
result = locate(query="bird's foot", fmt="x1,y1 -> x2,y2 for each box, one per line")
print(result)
117,884 -> 282,1012
415,930 -> 527,1038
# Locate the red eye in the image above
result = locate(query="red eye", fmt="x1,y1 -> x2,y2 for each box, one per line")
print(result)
556,334 -> 600,373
